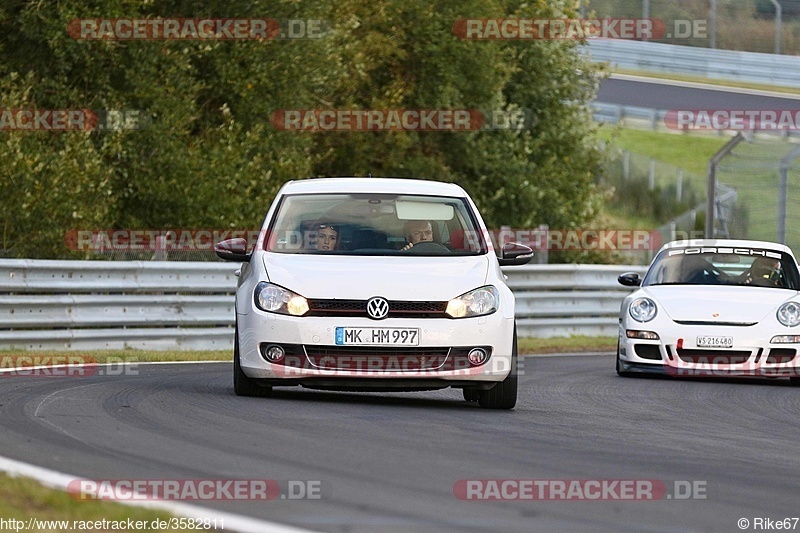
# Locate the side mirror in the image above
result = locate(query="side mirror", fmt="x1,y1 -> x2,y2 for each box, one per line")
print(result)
498,242 -> 534,267
618,272 -> 642,287
215,238 -> 251,262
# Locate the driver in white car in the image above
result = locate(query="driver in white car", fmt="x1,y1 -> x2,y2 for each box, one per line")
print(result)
400,220 -> 434,250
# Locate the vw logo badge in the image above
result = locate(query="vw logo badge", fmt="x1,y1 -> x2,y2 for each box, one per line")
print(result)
366,297 -> 390,320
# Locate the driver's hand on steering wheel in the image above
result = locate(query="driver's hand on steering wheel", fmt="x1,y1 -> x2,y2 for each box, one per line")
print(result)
402,221 -> 433,251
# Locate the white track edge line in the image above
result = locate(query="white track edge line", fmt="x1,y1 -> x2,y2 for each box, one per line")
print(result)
0,454 -> 317,533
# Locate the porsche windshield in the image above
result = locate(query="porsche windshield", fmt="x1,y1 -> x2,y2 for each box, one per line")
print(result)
265,193 -> 487,256
643,247 -> 800,289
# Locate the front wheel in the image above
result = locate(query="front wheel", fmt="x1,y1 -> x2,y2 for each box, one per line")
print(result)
789,377 -> 800,387
478,328 -> 518,410
234,329 -> 273,397
463,388 -> 480,402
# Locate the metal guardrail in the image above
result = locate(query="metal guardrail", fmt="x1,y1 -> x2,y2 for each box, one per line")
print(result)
0,260 -> 647,349
587,39 -> 800,89
592,102 -> 668,129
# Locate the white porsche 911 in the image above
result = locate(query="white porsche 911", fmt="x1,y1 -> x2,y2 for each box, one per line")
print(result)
617,239 -> 800,384
214,177 -> 532,409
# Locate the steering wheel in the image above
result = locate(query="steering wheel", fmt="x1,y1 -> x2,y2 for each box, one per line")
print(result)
403,242 -> 450,254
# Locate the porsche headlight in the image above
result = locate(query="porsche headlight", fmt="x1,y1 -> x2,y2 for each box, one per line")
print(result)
254,282 -> 309,316
446,286 -> 499,318
777,301 -> 800,327
629,297 -> 657,323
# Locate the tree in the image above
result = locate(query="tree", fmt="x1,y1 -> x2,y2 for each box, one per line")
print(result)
0,0 -> 606,259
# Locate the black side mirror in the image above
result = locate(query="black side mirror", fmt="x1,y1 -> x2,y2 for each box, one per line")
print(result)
618,272 -> 642,287
215,238 -> 251,262
498,242 -> 534,266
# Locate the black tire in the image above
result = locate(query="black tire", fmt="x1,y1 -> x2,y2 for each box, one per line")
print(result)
478,327 -> 518,410
233,328 -> 273,397
463,388 -> 480,402
616,342 -> 632,377
790,377 -> 800,387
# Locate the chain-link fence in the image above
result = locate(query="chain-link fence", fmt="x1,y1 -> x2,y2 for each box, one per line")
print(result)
712,133 -> 800,250
600,146 -> 707,263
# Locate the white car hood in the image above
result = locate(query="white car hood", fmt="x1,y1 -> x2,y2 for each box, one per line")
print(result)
644,286 -> 798,322
263,253 -> 490,300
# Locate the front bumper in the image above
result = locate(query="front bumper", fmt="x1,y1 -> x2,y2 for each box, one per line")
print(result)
619,322 -> 800,378
237,311 -> 515,385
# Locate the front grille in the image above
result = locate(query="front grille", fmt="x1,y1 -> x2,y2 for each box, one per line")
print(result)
767,348 -> 797,364
305,345 -> 451,371
673,321 -> 757,327
676,349 -> 751,364
306,299 -> 448,318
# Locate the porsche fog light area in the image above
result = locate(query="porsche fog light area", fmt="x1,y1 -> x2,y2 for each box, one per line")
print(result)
628,297 -> 657,323
770,335 -> 800,344
777,302 -> 800,327
445,286 -> 499,318
254,282 -> 309,316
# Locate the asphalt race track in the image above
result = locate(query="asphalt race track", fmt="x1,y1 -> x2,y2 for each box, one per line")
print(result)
1,356 -> 799,532
597,75 -> 800,110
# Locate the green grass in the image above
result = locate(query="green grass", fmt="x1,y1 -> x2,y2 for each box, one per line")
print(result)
0,350 -> 231,365
518,336 -> 616,354
0,473 -> 193,532
0,340 -> 615,363
597,127 -> 729,177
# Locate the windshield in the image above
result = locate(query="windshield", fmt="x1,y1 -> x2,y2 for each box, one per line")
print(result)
264,193 -> 487,256
643,247 -> 800,290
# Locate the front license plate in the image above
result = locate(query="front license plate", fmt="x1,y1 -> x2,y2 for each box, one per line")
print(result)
335,327 -> 419,346
696,336 -> 734,348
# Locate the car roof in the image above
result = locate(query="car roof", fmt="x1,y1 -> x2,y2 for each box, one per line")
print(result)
660,238 -> 795,256
277,177 -> 468,196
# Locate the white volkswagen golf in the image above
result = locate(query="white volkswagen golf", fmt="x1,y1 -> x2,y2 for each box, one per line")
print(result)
215,177 -> 532,409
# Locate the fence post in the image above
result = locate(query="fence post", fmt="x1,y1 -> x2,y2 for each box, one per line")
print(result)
709,0 -> 717,49
649,159 -> 656,190
676,169 -> 683,202
778,145 -> 800,244
769,0 -> 782,54
623,150 -> 630,180
706,133 -> 744,238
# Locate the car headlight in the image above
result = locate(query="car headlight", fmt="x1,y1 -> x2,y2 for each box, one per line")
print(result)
629,297 -> 657,323
446,286 -> 499,318
777,301 -> 800,327
254,282 -> 309,316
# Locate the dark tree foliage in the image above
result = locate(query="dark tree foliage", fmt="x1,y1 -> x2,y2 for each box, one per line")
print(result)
0,0 -> 605,259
